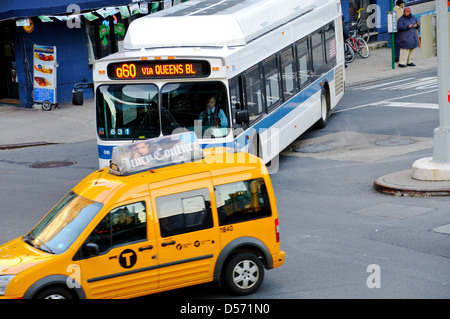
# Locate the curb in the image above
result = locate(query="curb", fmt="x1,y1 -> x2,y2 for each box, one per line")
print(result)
0,141 -> 57,150
374,170 -> 450,197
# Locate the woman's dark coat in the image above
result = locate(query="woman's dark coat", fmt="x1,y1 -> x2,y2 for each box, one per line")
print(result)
397,14 -> 420,49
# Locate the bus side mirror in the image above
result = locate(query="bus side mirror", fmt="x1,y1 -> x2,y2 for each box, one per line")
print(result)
72,82 -> 94,105
235,110 -> 249,124
84,242 -> 99,257
72,89 -> 83,105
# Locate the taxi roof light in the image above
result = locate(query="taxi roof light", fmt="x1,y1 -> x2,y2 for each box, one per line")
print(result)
109,132 -> 203,176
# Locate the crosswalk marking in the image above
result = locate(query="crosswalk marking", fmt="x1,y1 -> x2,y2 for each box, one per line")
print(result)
352,77 -> 438,91
368,101 -> 439,109
336,89 -> 439,113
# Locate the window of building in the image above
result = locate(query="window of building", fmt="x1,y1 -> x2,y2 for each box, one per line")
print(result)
215,178 -> 272,226
156,188 -> 213,237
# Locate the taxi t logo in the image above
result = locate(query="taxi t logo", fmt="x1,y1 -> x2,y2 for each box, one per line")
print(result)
119,249 -> 137,268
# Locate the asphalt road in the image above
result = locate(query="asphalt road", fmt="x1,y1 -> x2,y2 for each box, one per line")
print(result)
0,70 -> 448,300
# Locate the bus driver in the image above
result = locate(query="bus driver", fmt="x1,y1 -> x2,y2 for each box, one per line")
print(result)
199,96 -> 228,127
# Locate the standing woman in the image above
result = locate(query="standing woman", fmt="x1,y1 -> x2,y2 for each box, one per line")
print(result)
396,7 -> 420,68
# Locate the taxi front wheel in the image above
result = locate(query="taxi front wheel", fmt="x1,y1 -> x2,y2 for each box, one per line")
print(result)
223,252 -> 264,296
34,286 -> 75,299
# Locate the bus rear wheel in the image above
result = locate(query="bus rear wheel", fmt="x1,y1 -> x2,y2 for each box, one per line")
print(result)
316,89 -> 329,129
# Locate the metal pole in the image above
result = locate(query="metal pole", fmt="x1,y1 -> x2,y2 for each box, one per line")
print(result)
391,0 -> 395,69
433,0 -> 450,163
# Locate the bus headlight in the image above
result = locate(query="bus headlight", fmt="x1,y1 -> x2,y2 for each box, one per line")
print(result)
0,275 -> 15,295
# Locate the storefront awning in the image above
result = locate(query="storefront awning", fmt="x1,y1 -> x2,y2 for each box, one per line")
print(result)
0,0 -> 132,21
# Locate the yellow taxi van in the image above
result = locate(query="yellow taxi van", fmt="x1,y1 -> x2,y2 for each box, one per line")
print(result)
0,133 -> 285,299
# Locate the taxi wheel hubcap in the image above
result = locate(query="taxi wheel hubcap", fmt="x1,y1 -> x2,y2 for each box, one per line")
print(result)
232,260 -> 259,289
44,294 -> 66,299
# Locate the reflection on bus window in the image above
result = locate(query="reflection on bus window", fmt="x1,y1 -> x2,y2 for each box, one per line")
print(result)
281,46 -> 296,100
161,81 -> 230,138
96,84 -> 160,140
297,38 -> 311,88
245,64 -> 264,122
264,54 -> 281,110
311,29 -> 325,71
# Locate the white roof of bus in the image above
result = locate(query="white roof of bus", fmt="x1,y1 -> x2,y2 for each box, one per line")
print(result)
123,0 -> 330,50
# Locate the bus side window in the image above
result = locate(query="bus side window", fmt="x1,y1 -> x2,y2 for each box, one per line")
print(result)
296,37 -> 311,88
263,54 -> 281,111
244,64 -> 264,123
324,22 -> 336,64
229,76 -> 244,127
311,28 -> 325,72
280,45 -> 297,100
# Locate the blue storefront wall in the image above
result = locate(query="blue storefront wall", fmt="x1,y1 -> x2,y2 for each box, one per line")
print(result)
1,0 -> 132,107
15,19 -> 92,107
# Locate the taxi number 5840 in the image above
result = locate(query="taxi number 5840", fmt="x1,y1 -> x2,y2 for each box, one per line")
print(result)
219,225 -> 234,233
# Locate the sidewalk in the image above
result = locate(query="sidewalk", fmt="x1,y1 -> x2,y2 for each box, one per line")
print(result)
0,44 -> 448,196
347,43 -> 449,196
346,42 -> 438,86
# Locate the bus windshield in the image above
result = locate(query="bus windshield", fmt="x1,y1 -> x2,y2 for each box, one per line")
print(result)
96,84 -> 160,140
97,81 -> 230,140
161,81 -> 230,138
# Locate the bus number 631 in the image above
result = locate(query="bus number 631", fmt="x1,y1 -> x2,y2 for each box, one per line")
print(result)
116,63 -> 137,78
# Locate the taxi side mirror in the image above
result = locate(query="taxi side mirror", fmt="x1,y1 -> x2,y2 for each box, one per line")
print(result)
84,243 -> 99,257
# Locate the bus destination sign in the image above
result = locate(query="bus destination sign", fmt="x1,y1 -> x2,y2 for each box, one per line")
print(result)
107,60 -> 210,79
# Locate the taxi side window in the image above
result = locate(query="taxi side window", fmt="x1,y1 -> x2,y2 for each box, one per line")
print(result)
215,178 -> 272,226
156,188 -> 213,237
86,202 -> 147,255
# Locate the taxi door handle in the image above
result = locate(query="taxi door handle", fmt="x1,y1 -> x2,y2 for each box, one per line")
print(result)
138,245 -> 153,252
162,240 -> 176,247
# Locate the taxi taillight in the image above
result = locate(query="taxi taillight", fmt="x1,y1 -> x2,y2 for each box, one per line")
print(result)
275,218 -> 280,243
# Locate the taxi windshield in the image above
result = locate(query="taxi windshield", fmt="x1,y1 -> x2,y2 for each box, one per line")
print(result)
25,192 -> 103,255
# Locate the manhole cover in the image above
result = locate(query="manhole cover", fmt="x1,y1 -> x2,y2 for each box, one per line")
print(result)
375,137 -> 415,146
30,161 -> 77,168
294,144 -> 334,153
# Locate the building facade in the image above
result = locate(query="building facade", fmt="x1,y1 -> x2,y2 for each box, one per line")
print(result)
0,0 -> 184,107
0,0 -> 441,108
341,0 -> 437,42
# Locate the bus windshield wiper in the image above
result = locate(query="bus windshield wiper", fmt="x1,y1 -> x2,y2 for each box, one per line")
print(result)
133,104 -> 152,143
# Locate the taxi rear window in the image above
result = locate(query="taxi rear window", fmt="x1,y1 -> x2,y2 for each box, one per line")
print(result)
214,178 -> 272,225
156,188 -> 213,237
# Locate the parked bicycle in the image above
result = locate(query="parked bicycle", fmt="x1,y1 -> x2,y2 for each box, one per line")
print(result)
344,31 -> 370,63
349,8 -> 370,43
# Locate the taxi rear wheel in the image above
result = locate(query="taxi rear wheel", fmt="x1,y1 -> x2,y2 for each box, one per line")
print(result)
223,252 -> 264,296
34,286 -> 75,299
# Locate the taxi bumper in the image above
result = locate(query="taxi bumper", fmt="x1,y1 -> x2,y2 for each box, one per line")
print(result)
272,250 -> 285,269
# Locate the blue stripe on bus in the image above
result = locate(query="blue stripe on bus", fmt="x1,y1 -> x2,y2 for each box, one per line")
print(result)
98,144 -> 116,160
202,70 -> 335,150
98,70 -> 334,158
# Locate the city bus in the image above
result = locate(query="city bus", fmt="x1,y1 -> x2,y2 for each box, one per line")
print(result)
91,0 -> 345,169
